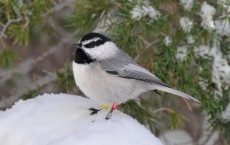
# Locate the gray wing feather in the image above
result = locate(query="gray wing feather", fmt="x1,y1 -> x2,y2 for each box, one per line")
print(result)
99,50 -> 170,87
99,49 -> 200,103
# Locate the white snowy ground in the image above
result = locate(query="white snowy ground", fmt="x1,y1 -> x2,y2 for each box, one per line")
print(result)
0,93 -> 162,145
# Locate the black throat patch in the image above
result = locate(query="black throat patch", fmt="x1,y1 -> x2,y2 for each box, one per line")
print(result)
74,48 -> 95,64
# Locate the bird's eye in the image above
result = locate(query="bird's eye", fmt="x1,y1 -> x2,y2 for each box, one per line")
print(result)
84,42 -> 96,48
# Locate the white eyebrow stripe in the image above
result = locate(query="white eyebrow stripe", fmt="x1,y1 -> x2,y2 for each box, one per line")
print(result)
82,37 -> 101,45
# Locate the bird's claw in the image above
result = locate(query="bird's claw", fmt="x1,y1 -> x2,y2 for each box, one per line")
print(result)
89,108 -> 101,115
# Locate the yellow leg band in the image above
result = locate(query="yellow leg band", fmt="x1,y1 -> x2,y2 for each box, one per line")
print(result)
101,105 -> 110,110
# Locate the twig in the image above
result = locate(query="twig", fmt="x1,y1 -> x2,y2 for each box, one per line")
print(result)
0,7 -> 22,38
153,108 -> 175,113
0,18 -> 22,38
137,34 -> 160,48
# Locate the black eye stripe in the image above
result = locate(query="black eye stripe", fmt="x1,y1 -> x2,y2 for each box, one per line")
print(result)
84,40 -> 105,48
80,32 -> 111,49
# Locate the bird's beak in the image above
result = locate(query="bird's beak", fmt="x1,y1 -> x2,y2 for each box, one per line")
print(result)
72,43 -> 82,49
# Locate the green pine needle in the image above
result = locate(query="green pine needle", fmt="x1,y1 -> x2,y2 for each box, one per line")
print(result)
55,63 -> 75,93
0,48 -> 19,68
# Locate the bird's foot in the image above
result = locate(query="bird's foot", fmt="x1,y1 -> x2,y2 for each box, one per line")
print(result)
89,104 -> 110,115
89,102 -> 118,119
105,102 -> 118,120
89,108 -> 101,115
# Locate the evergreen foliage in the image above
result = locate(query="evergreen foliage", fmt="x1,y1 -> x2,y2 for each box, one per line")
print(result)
0,47 -> 19,67
0,0 -> 230,143
55,63 -> 75,93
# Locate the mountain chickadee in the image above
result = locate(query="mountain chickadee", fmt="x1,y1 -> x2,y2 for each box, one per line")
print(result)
72,32 -> 199,118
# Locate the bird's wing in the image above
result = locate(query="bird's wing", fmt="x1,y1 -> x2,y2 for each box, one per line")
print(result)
99,49 -> 200,103
99,50 -> 170,88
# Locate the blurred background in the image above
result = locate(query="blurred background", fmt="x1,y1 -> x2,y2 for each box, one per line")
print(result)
0,0 -> 230,144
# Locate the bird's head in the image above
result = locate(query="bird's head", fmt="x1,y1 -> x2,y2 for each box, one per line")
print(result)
73,32 -> 118,64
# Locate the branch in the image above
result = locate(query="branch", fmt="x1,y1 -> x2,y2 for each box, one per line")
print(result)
0,32 -> 75,84
0,16 -> 78,109
0,0 -> 73,38
0,72 -> 56,109
0,7 -> 22,38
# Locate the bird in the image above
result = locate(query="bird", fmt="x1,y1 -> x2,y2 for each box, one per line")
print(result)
72,32 -> 199,118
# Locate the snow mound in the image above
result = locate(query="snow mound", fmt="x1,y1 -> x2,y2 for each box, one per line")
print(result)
0,93 -> 162,145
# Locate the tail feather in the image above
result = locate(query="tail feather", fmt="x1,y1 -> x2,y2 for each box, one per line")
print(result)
153,85 -> 200,103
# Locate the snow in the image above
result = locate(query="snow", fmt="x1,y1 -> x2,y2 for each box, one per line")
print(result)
193,45 -> 211,59
177,1 -> 230,96
218,0 -> 230,13
0,93 -> 162,145
200,2 -> 216,30
164,36 -> 172,46
180,0 -> 194,10
194,45 -> 230,97
180,17 -> 193,32
160,129 -> 193,145
187,35 -> 195,44
198,115 -> 220,145
130,4 -> 161,21
222,104 -> 230,120
175,1 -> 230,100
198,77 -> 209,90
215,0 -> 230,36
215,19 -> 230,36
175,46 -> 188,61
208,45 -> 230,97
176,43 -> 230,98
194,2 -> 230,98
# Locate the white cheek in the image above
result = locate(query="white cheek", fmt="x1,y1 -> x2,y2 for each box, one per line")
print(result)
84,42 -> 118,60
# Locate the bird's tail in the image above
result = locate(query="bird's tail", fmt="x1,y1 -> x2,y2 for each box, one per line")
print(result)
153,85 -> 200,103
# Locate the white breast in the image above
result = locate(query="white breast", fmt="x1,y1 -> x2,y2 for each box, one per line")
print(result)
72,62 -> 148,105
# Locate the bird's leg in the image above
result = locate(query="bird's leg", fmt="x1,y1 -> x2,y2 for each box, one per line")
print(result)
105,102 -> 118,120
89,105 -> 110,115
89,103 -> 118,119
